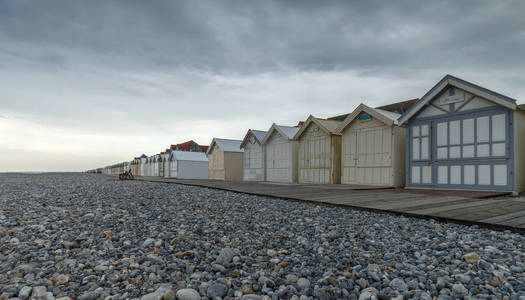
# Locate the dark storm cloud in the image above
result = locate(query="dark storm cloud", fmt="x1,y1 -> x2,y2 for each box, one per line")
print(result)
1,0 -> 524,74
1,0 -> 525,171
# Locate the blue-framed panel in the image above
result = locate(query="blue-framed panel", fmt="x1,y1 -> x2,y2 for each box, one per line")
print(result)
406,102 -> 514,191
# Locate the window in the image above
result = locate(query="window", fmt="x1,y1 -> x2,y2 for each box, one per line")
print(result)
412,124 -> 430,160
450,166 -> 461,184
464,165 -> 475,185
494,165 -> 507,186
411,166 -> 420,183
438,166 -> 448,184
436,113 -> 507,161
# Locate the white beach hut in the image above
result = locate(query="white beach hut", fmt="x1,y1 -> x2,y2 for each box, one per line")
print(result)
168,150 -> 209,179
240,129 -> 268,181
262,124 -> 300,183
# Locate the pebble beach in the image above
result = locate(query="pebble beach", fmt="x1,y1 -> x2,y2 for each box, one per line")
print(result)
0,173 -> 524,300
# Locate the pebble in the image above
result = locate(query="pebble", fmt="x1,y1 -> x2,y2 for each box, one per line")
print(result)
207,283 -> 228,298
175,288 -> 200,300
0,173 -> 523,299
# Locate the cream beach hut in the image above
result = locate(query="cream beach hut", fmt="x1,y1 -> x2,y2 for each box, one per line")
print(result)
293,115 -> 342,184
207,138 -> 244,180
262,124 -> 300,183
240,129 -> 268,181
398,75 -> 525,193
335,103 -> 406,187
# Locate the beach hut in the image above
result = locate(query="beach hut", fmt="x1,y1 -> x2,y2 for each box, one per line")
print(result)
138,154 -> 147,176
262,124 -> 300,183
335,103 -> 407,187
240,129 -> 268,181
207,138 -> 244,180
167,150 -> 209,179
398,75 -> 525,193
153,154 -> 161,177
162,149 -> 171,178
293,115 -> 342,184
157,153 -> 165,177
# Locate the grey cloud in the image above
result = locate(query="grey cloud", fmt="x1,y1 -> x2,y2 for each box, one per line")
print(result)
1,0 -> 524,74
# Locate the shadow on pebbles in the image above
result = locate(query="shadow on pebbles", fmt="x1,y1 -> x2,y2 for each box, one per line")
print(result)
0,173 -> 524,300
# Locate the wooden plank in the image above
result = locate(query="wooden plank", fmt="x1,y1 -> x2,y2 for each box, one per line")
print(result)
408,199 -> 501,215
478,210 -> 525,223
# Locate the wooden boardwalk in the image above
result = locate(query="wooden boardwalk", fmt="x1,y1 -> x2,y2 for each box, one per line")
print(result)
134,176 -> 525,232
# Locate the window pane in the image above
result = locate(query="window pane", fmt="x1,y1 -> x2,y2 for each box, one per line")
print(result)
421,124 -> 429,136
450,166 -> 461,184
421,137 -> 429,160
463,119 -> 474,144
494,165 -> 507,186
492,114 -> 506,142
437,147 -> 448,159
411,166 -> 420,183
477,144 -> 489,157
492,143 -> 505,156
450,120 -> 460,145
438,166 -> 448,184
412,126 -> 420,137
477,116 -> 489,143
478,165 -> 491,185
437,122 -> 448,146
412,138 -> 420,160
449,146 -> 461,158
464,165 -> 475,185
462,145 -> 474,158
422,166 -> 432,184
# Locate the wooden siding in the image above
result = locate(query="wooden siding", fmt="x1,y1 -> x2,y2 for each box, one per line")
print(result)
265,132 -> 298,183
224,152 -> 243,180
513,109 -> 525,192
243,141 -> 265,181
208,144 -> 225,180
341,117 -> 395,186
297,123 -> 341,184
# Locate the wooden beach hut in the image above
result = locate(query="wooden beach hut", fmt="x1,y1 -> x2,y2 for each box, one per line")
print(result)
335,103 -> 407,187
262,124 -> 300,183
207,138 -> 244,180
293,115 -> 342,184
398,75 -> 525,193
240,129 -> 268,181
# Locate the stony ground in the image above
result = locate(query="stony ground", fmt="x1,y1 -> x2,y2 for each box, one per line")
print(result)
0,173 -> 524,300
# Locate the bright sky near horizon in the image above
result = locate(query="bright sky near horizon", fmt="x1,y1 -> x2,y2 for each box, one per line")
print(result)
1,0 -> 525,171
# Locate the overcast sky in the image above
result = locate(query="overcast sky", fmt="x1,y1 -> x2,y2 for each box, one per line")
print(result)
1,0 -> 524,171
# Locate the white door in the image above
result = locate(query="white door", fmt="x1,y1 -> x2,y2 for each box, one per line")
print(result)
267,139 -> 291,182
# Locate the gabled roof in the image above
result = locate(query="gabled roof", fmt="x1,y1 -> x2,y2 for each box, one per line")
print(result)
398,75 -> 518,125
200,145 -> 209,152
262,123 -> 300,144
336,103 -> 401,133
328,113 -> 351,121
206,138 -> 244,155
293,115 -> 342,140
176,140 -> 199,151
240,129 -> 268,148
169,150 -> 208,162
375,99 -> 418,114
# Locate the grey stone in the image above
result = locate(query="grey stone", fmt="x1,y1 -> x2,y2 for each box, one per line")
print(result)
297,278 -> 310,290
175,288 -> 200,300
18,287 -> 32,299
207,283 -> 228,298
